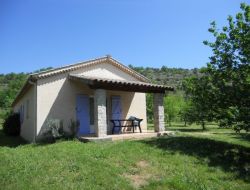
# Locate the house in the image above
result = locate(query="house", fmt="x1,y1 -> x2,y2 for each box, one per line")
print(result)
12,56 -> 174,142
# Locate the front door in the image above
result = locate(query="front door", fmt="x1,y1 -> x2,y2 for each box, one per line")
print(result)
111,96 -> 122,133
76,94 -> 90,135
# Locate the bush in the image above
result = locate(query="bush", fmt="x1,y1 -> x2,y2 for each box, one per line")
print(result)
41,119 -> 64,142
66,119 -> 80,138
3,112 -> 21,136
38,118 -> 80,143
234,122 -> 249,133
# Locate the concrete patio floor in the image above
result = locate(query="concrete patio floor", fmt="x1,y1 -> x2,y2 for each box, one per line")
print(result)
79,131 -> 174,143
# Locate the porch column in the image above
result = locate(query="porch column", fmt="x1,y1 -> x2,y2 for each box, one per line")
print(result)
94,89 -> 107,137
153,93 -> 165,132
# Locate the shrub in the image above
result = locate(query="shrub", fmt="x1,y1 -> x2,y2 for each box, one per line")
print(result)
66,119 -> 80,139
37,118 -> 80,142
234,122 -> 249,133
3,112 -> 21,136
41,119 -> 64,142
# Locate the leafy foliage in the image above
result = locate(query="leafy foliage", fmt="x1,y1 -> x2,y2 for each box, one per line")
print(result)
146,92 -> 188,126
203,3 -> 250,132
0,73 -> 28,109
164,93 -> 186,126
3,112 -> 21,136
0,67 -> 53,111
129,65 -> 201,89
67,119 -> 80,138
146,94 -> 153,123
182,75 -> 215,130
183,3 -> 250,132
129,66 -> 200,126
38,118 -> 64,142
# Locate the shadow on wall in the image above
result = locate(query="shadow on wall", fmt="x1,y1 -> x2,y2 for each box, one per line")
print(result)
142,136 -> 250,182
36,75 -> 90,141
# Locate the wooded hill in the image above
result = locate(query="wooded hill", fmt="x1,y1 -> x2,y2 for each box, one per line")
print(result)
128,65 -> 201,89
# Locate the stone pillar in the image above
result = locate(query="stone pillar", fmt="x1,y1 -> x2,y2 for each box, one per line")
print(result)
153,93 -> 165,132
94,89 -> 107,137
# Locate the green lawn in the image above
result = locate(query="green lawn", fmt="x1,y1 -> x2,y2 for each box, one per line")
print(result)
0,124 -> 249,190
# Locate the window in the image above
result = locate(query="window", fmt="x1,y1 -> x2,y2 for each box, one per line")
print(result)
89,97 -> 94,125
26,99 -> 29,119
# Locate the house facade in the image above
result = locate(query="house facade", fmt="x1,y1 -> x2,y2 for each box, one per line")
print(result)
12,56 -> 173,142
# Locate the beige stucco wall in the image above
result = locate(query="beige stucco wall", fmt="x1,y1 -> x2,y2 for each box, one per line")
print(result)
36,78 -> 147,136
71,62 -> 138,81
36,62 -> 147,137
13,85 -> 36,142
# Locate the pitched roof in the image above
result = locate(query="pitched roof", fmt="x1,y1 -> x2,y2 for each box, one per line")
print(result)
12,56 -> 174,107
29,56 -> 150,82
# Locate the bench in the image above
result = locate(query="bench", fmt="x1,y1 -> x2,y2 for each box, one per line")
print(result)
110,118 -> 143,134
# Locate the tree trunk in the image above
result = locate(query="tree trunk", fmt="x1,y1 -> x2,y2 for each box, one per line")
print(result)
201,121 -> 206,130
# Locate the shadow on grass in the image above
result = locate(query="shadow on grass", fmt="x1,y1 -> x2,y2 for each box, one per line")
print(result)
142,136 -> 250,182
0,128 -> 78,148
232,133 -> 250,142
210,132 -> 250,143
0,129 -> 27,148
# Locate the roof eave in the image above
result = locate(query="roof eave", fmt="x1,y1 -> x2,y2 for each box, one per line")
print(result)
11,77 -> 34,108
69,74 -> 174,93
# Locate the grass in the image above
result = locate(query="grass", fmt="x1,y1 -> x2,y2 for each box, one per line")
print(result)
0,123 -> 249,189
167,123 -> 250,148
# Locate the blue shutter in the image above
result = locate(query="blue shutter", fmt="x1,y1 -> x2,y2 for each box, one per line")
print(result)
76,95 -> 90,135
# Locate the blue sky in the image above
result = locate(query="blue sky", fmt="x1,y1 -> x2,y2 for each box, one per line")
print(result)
0,0 -> 247,74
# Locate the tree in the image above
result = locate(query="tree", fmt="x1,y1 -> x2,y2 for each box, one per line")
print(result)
146,93 -> 153,123
0,73 -> 27,109
203,3 -> 250,131
164,95 -> 177,126
164,93 -> 186,126
179,99 -> 193,127
0,67 -> 53,110
182,75 -> 215,130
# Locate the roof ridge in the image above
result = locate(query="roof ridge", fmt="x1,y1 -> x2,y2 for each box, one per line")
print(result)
30,56 -> 150,82
108,57 -> 150,82
30,56 -> 107,78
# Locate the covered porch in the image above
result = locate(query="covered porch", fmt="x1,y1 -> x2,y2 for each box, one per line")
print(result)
69,74 -> 174,139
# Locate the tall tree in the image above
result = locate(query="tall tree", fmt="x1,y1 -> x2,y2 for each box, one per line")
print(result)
184,3 -> 250,131
182,75 -> 215,130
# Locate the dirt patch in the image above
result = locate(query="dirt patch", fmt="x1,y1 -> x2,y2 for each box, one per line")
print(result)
136,160 -> 149,168
124,173 -> 152,189
123,160 -> 153,189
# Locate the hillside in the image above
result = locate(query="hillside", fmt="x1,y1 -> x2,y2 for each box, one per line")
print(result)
128,65 -> 201,89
